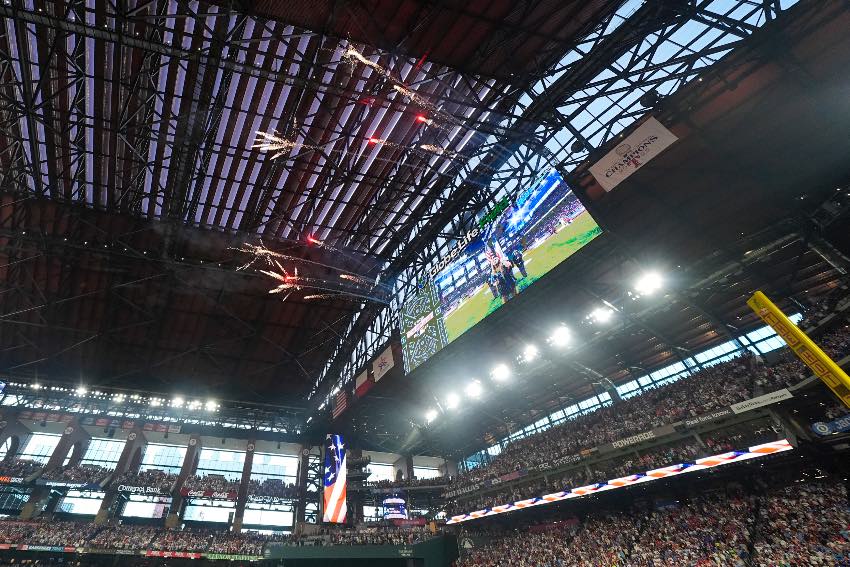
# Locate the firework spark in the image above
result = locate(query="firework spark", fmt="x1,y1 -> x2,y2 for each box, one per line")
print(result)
253,131 -> 313,159
340,273 -> 375,286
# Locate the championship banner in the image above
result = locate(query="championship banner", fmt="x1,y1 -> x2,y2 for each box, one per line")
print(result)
589,116 -> 678,191
372,346 -> 395,382
747,291 -> 850,408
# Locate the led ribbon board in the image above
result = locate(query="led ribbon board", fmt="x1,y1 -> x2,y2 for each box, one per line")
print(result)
445,439 -> 792,525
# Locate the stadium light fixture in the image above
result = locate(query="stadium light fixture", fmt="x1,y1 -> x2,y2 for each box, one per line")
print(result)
491,364 -> 511,382
150,398 -> 162,407
75,386 -> 87,396
205,400 -> 217,411
588,306 -> 614,323
465,381 -> 483,399
634,271 -> 663,296
549,325 -> 571,347
446,392 -> 460,409
425,408 -> 438,423
171,396 -> 184,408
522,344 -> 539,362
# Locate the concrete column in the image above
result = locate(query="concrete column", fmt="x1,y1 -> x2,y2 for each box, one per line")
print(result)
0,412 -> 32,460
164,433 -> 202,528
20,419 -> 90,519
94,428 -> 148,524
440,460 -> 458,479
393,455 -> 414,481
231,438 -> 256,533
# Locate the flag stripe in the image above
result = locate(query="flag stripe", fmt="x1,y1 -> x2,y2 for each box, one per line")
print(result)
322,434 -> 347,523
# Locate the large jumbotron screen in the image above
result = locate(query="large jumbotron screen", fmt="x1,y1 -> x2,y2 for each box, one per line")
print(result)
400,170 -> 601,373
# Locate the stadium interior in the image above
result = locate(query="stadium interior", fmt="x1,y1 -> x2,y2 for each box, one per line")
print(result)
0,0 -> 849,565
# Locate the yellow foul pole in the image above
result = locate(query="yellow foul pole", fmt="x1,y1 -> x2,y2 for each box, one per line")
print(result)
746,291 -> 850,409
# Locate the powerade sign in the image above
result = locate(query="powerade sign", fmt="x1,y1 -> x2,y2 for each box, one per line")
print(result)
811,414 -> 850,436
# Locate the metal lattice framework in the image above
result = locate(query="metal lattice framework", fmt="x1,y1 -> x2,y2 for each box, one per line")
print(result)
310,0 -> 805,410
0,0 -> 827,426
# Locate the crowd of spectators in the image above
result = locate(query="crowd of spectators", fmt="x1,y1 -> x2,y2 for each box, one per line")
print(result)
455,482 -> 850,566
112,469 -> 177,491
445,325 -> 850,500
181,473 -> 240,494
88,525 -> 158,550
280,526 -> 436,547
40,463 -> 111,484
0,520 -> 434,553
246,477 -> 298,499
447,422 -> 781,515
753,482 -> 850,564
0,458 -> 43,479
0,520 -> 99,548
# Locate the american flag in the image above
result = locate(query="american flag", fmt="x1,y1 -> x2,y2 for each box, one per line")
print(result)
322,434 -> 347,523
332,390 -> 348,419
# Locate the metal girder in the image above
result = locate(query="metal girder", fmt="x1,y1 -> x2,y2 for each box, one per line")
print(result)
306,0 -> 808,416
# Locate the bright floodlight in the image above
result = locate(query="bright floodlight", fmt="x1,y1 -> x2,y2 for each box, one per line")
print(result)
171,396 -> 184,408
634,271 -> 663,296
491,364 -> 511,382
76,386 -> 87,396
589,306 -> 614,323
550,325 -> 571,347
523,344 -> 539,361
446,392 -> 460,409
150,398 -> 162,407
205,400 -> 217,411
465,381 -> 483,399
425,408 -> 438,423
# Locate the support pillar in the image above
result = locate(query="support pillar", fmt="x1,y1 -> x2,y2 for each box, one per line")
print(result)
94,427 -> 148,524
20,419 -> 90,519
164,433 -> 202,528
231,438 -> 256,533
0,412 -> 32,460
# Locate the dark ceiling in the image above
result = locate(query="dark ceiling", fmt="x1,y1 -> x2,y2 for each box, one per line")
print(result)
0,0 -> 848,453
333,0 -> 850,456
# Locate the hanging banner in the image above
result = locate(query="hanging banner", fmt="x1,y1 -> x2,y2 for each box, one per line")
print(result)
372,346 -> 395,382
730,388 -> 792,414
811,414 -> 850,436
589,117 -> 679,191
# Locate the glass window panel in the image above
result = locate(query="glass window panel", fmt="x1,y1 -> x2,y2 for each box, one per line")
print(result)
413,467 -> 441,480
366,463 -> 395,483
19,433 -> 61,464
195,448 -> 245,480
80,438 -> 125,468
140,443 -> 187,473
250,453 -> 298,482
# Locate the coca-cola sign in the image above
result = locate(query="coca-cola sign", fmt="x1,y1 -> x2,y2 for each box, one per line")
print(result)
180,488 -> 237,500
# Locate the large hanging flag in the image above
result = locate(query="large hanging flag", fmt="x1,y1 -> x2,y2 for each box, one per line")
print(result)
323,434 -> 347,523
